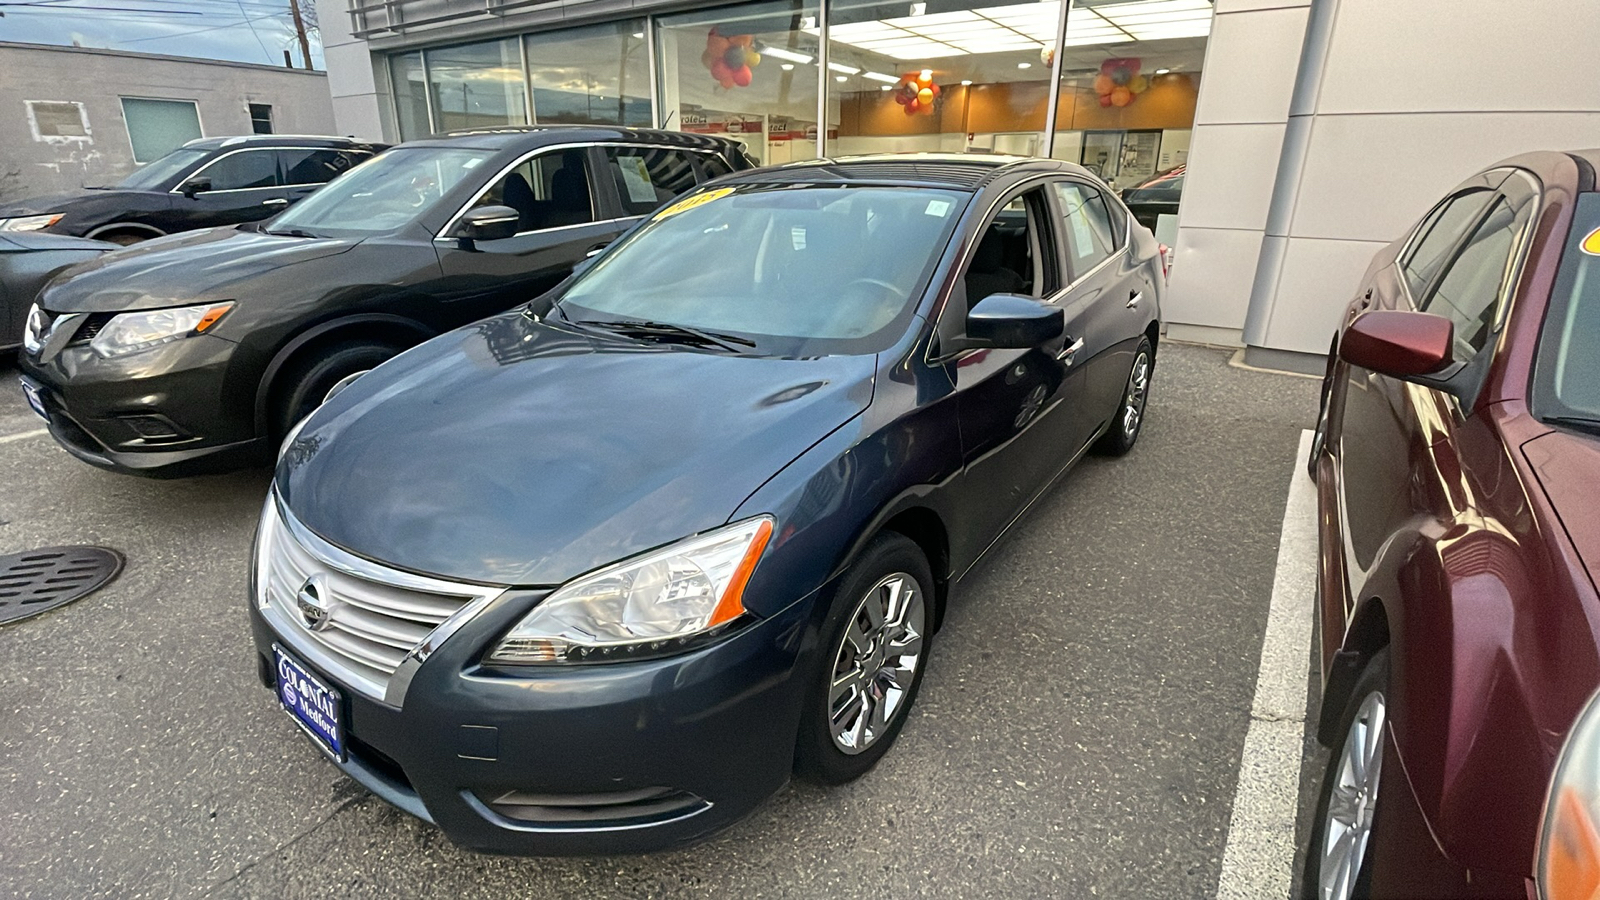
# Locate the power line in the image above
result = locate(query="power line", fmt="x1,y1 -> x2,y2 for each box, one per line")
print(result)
112,9 -> 286,41
0,2 -> 202,12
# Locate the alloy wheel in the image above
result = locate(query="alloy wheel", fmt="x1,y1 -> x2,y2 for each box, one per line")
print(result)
1122,351 -> 1151,439
1319,691 -> 1386,900
828,572 -> 926,755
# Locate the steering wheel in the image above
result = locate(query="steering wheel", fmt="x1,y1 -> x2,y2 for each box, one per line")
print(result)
815,277 -> 903,335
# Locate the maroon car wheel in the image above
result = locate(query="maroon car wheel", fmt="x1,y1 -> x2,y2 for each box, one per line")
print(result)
1303,649 -> 1389,900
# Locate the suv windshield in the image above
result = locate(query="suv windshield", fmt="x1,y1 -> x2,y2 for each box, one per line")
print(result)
268,147 -> 492,237
558,184 -> 967,356
1533,192 -> 1600,426
111,148 -> 209,190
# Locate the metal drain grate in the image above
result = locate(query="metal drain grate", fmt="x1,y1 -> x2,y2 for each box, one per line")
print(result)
0,546 -> 124,625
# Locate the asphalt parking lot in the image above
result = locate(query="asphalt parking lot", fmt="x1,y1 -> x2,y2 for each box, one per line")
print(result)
0,342 -> 1320,900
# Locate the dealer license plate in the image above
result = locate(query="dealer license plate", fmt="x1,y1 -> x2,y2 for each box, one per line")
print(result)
19,379 -> 48,422
273,644 -> 345,761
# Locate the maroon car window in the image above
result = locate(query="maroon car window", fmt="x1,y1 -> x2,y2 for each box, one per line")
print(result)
1402,189 -> 1495,302
1421,196 -> 1530,361
1532,192 -> 1600,422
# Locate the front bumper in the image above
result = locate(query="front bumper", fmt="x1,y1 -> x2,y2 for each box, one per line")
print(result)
249,580 -> 822,856
18,330 -> 268,477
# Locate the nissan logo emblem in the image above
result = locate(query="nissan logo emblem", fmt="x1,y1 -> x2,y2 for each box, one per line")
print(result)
296,574 -> 333,632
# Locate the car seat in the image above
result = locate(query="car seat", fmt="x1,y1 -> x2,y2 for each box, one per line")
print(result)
965,228 -> 1027,304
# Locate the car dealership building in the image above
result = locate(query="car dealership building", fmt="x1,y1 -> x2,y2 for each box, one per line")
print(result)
314,0 -> 1598,368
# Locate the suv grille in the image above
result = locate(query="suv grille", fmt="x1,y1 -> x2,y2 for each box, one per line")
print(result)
255,494 -> 502,703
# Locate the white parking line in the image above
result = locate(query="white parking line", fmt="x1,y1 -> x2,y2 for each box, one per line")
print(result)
0,428 -> 49,445
1215,429 -> 1319,899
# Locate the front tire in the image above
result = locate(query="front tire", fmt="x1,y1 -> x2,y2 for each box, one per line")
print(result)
272,340 -> 401,437
1302,649 -> 1389,900
794,532 -> 934,785
1095,336 -> 1153,456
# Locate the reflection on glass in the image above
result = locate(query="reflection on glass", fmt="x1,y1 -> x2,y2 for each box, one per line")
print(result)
525,21 -> 650,126
428,38 -> 529,132
657,0 -> 822,166
391,50 -> 431,141
269,147 -> 494,236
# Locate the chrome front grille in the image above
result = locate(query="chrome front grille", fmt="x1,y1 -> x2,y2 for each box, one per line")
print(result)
255,493 -> 502,703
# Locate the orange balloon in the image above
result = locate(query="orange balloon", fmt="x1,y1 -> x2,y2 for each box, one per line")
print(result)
708,35 -> 730,55
732,34 -> 754,48
1093,73 -> 1113,95
1110,86 -> 1133,107
917,74 -> 932,88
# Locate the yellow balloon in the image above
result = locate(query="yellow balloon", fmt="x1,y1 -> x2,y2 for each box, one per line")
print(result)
746,51 -> 761,67
1129,74 -> 1149,93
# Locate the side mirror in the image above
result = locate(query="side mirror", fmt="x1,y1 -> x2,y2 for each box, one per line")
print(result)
962,293 -> 1064,350
456,205 -> 520,248
1339,310 -> 1455,378
178,176 -> 211,199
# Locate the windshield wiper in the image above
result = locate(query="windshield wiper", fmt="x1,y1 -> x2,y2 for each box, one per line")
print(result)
571,317 -> 755,353
1544,415 -> 1600,436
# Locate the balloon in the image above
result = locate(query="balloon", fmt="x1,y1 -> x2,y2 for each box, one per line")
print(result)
1110,86 -> 1132,106
928,83 -> 941,98
708,35 -> 730,56
720,77 -> 736,89
710,59 -> 732,81
1129,75 -> 1148,93
916,73 -> 932,88
904,101 -> 919,116
1111,65 -> 1130,86
1098,94 -> 1113,107
732,34 -> 754,48
1100,59 -> 1117,73
746,51 -> 761,67
1093,73 -> 1112,95
893,90 -> 909,105
918,87 -> 934,104
732,65 -> 753,87
1040,45 -> 1055,67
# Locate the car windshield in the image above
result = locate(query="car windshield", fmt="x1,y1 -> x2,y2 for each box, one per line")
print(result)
1532,192 -> 1600,425
111,148 -> 209,190
266,146 -> 493,237
557,184 -> 967,356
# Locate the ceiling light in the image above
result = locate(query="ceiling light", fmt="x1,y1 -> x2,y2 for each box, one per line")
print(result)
1155,67 -> 1170,74
1017,62 -> 1031,68
836,75 -> 848,82
781,63 -> 795,70
827,62 -> 861,74
909,1 -> 926,13
862,71 -> 900,83
761,47 -> 814,64
881,84 -> 893,90
632,32 -> 643,38
919,68 -> 933,80
960,79 -> 972,85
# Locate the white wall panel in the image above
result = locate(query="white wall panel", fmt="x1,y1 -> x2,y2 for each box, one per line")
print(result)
1316,0 -> 1600,115
331,95 -> 386,141
1164,227 -> 1266,330
323,42 -> 378,99
1214,0 -> 1309,11
1192,7 -> 1309,125
1287,111 -> 1600,242
1176,122 -> 1286,231
1255,236 -> 1389,353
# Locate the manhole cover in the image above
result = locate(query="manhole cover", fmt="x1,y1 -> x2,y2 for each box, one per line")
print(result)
0,546 -> 124,625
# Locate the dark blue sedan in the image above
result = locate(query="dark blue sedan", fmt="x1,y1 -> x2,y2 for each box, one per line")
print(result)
248,154 -> 1165,855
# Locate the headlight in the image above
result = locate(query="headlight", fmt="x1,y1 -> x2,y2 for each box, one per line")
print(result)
21,304 -> 45,353
1540,686 -> 1600,899
487,516 -> 774,665
0,214 -> 64,232
90,302 -> 232,358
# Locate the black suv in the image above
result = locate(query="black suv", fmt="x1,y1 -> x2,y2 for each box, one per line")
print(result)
17,126 -> 754,476
0,135 -> 384,245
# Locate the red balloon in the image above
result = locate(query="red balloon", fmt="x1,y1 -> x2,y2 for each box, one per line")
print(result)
893,91 -> 909,105
928,83 -> 941,98
732,65 -> 753,87
1098,94 -> 1113,107
710,59 -> 731,81
904,101 -> 919,115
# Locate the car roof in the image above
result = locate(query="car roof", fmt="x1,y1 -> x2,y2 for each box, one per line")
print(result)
181,135 -> 385,152
401,125 -> 744,154
720,153 -> 1092,190
1566,149 -> 1600,186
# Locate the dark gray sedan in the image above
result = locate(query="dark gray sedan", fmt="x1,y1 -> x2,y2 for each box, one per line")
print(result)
1,232 -> 111,352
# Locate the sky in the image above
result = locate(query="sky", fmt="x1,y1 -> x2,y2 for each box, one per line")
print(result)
0,0 -> 326,69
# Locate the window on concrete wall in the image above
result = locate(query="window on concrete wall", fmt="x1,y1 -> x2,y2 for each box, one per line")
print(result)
391,50 -> 431,141
27,101 -> 90,140
120,97 -> 202,164
249,103 -> 274,134
427,37 -> 529,132
524,20 -> 651,127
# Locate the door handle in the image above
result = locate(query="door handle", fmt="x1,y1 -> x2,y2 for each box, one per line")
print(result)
1056,337 -> 1085,364
263,198 -> 289,208
1126,291 -> 1143,309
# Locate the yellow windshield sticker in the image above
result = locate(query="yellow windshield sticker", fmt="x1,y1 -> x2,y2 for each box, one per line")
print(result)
1583,227 -> 1600,255
656,187 -> 734,220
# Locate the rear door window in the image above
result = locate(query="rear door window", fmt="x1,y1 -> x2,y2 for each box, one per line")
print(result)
603,147 -> 700,217
199,149 -> 279,190
1420,195 -> 1533,362
1051,181 -> 1119,279
277,149 -> 369,186
471,148 -> 596,232
696,152 -> 734,181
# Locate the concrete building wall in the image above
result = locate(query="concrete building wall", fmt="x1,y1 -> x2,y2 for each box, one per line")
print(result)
315,0 -> 391,142
0,42 -> 336,199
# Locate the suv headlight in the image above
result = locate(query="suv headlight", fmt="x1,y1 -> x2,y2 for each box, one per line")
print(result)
90,302 -> 232,358
0,214 -> 64,232
487,516 -> 774,665
1540,686 -> 1600,899
21,304 -> 46,353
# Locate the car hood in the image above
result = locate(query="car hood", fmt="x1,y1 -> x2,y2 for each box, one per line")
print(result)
37,227 -> 360,312
277,312 -> 876,586
1525,430 -> 1600,591
0,191 -> 97,217
0,232 -> 114,252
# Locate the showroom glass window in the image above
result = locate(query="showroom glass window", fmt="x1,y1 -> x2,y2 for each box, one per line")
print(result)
525,21 -> 650,126
391,51 -> 432,140
657,0 -> 821,165
427,38 -> 529,132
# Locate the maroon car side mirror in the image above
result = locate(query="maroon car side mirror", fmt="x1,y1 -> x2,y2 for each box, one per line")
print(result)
1339,310 -> 1455,379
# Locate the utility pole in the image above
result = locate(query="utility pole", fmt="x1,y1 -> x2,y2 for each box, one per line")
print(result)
288,0 -> 312,70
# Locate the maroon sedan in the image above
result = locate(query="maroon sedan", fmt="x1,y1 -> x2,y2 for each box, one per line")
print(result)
1305,149 -> 1600,899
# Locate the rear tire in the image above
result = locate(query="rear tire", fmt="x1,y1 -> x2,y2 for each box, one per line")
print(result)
1302,648 -> 1389,900
272,340 -> 401,437
795,532 -> 934,785
1094,337 -> 1153,456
